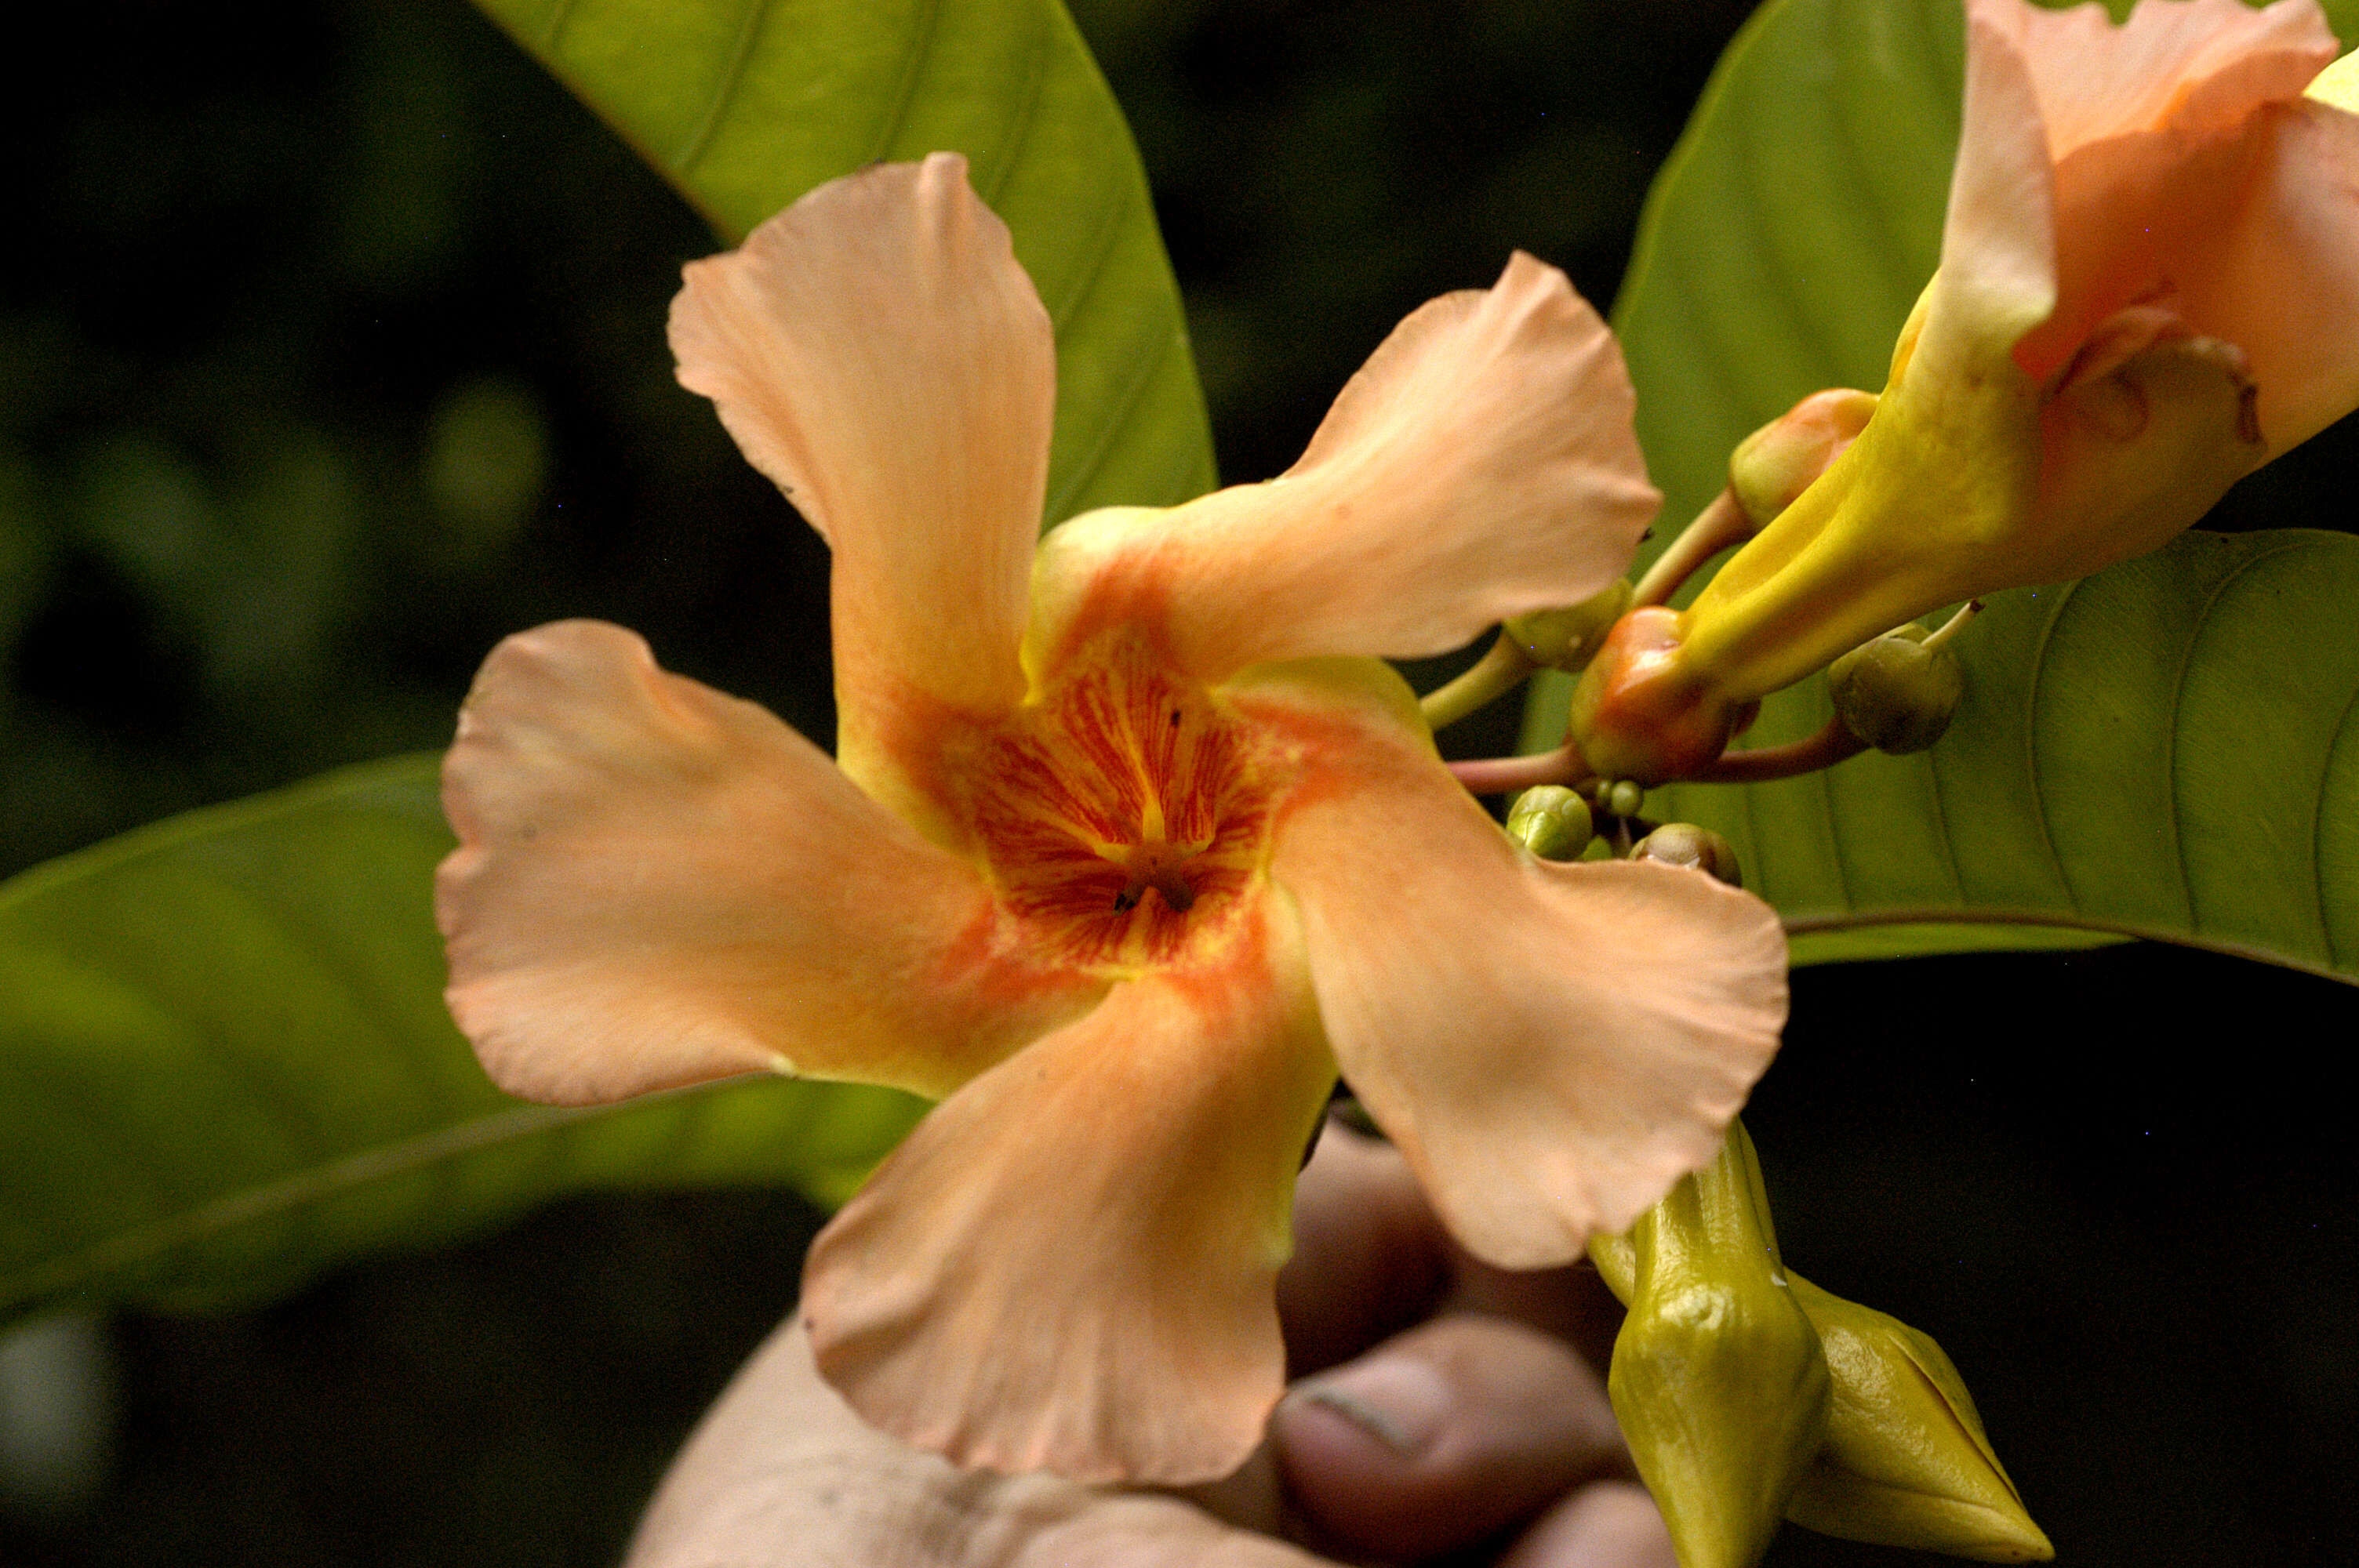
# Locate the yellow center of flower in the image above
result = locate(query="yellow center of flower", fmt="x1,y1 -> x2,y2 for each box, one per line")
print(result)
965,635 -> 1274,971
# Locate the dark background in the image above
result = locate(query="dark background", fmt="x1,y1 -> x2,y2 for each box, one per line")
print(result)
2,0 -> 2352,1562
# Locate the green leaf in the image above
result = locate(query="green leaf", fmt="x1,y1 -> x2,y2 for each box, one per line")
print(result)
0,757 -> 922,1329
1527,0 -> 2359,975
471,0 -> 1216,522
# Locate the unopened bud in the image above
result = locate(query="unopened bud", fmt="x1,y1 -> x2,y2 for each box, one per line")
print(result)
1565,607 -> 1743,786
1608,1123 -> 1830,1568
1634,823 -> 1743,887
1784,1275 -> 2053,1562
1507,786 -> 1594,861
1826,623 -> 1963,754
1592,1123 -> 2049,1565
1731,388 -> 1879,530
1505,579 -> 1634,673
1603,779 -> 1645,819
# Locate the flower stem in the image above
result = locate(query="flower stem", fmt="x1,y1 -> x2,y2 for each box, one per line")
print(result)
1921,598 -> 1983,652
1448,742 -> 1589,796
1693,715 -> 1866,783
1420,633 -> 1537,731
1633,488 -> 1754,608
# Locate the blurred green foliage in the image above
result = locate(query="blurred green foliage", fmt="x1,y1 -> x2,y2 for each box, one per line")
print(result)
0,0 -> 828,884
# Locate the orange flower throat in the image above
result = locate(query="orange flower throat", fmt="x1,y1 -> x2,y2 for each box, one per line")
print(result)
965,637 -> 1278,971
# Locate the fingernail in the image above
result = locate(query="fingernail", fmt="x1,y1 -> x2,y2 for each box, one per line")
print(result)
1288,1356 -> 1454,1458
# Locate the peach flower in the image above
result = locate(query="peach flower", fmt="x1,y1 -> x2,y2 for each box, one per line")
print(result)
436,154 -> 1788,1484
1575,0 -> 2359,783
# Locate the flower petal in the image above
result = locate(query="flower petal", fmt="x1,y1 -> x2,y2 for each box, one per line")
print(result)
1979,0 -> 2333,159
1230,664 -> 1788,1270
1977,0 -> 2357,430
2027,316 -> 2265,577
1936,2 -> 2062,363
2157,96 -> 2359,451
1025,253 -> 1657,683
801,902 -> 1334,1485
438,620 -> 1096,1105
668,154 -> 1052,826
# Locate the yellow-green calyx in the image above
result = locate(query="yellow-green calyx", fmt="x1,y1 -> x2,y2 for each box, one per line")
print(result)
1826,622 -> 1965,754
1598,1122 -> 1830,1568
1590,1120 -> 2051,1567
1505,578 -> 1635,672
1677,273 -> 2262,706
1506,785 -> 1594,860
1784,1276 -> 2053,1563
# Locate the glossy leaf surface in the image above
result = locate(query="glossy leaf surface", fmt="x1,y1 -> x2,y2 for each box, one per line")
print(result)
0,759 -> 922,1327
1529,0 -> 2359,975
472,0 -> 1216,523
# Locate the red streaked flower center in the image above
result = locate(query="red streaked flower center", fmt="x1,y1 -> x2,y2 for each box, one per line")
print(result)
964,635 -> 1278,971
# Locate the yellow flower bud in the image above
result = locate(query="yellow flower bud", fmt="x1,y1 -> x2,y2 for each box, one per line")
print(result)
1504,579 -> 1635,673
1506,786 -> 1594,860
1593,1125 -> 2051,1566
1825,622 -> 1964,754
1784,1274 -> 2053,1563
1729,388 -> 1879,532
1607,1123 -> 1830,1568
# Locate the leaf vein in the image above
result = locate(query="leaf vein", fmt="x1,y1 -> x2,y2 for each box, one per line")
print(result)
540,0 -> 581,53
866,0 -> 945,165
974,12 -> 1049,208
2019,576 -> 2085,911
1046,315 -> 1172,524
2308,661 -> 2359,973
0,1100 -> 620,1317
674,0 -> 773,175
2163,539 -> 2310,940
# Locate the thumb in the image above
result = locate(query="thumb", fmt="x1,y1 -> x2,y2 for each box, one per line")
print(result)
1269,1312 -> 1637,1563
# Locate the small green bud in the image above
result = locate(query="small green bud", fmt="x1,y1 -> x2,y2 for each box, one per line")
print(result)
1730,387 -> 1879,530
1783,1275 -> 2053,1562
1504,579 -> 1634,673
1507,786 -> 1594,861
1826,623 -> 1964,754
1603,779 -> 1645,819
1608,1123 -> 1830,1568
1633,822 -> 1743,887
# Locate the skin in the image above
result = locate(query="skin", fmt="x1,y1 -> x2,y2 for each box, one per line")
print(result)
627,1123 -> 1677,1568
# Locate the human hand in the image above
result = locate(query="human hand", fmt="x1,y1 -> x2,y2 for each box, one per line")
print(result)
627,1121 -> 1674,1567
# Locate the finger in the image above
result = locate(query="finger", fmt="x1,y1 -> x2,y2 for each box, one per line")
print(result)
631,1317 -> 1348,1568
1270,1312 -> 1634,1563
1277,1120 -> 1449,1377
628,1317 -> 1005,1566
1013,1487 -> 1343,1568
1444,1249 -> 1626,1377
1283,1123 -> 1628,1376
1496,1481 -> 1677,1568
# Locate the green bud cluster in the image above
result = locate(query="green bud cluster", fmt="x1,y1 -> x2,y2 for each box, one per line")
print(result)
1594,779 -> 1646,819
1507,786 -> 1594,860
1589,1122 -> 2051,1568
1826,622 -> 1964,754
